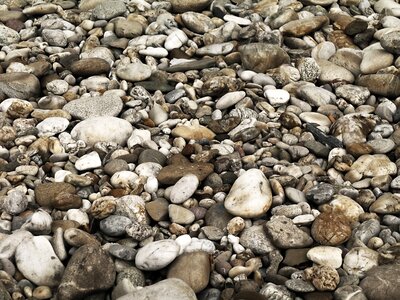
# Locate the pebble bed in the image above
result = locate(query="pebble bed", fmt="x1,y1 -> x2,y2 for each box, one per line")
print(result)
1,0 -> 400,299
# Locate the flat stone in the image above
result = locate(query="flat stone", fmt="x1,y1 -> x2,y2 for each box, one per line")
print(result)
335,84 -> 370,106
71,117 -> 133,146
118,278 -> 196,300
307,246 -> 343,269
239,43 -> 290,73
69,58 -> 110,76
380,31 -> 400,54
167,251 -> 210,293
172,124 -> 215,141
0,73 -> 40,99
168,204 -> 195,225
224,169 -> 273,218
92,0 -> 126,20
360,49 -> 394,74
280,16 -> 329,37
158,160 -> 214,185
63,94 -> 123,120
369,193 -> 400,214
116,60 -> 152,82
135,239 -> 180,271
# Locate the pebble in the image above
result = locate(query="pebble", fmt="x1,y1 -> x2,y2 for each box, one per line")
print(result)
118,278 -> 196,300
169,174 -> 199,204
224,169 -> 272,218
1,0 -> 400,298
57,244 -> 115,300
71,117 -> 133,146
15,236 -> 65,286
63,94 -> 124,120
135,240 -> 180,271
167,251 -> 210,293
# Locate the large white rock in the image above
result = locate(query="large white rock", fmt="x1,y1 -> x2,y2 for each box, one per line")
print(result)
351,154 -> 397,177
170,174 -> 199,204
135,239 -> 180,271
75,151 -> 102,171
343,247 -> 379,278
164,29 -> 188,51
15,236 -> 65,286
71,116 -> 133,146
307,246 -> 343,269
224,169 -> 273,218
118,278 -> 196,300
36,117 -> 69,137
0,230 -> 33,259
216,91 -> 246,110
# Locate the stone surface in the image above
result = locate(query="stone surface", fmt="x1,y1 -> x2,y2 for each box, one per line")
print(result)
57,244 -> 115,300
118,278 -> 197,300
224,169 -> 272,218
167,251 -> 210,293
135,240 -> 180,271
15,236 -> 64,286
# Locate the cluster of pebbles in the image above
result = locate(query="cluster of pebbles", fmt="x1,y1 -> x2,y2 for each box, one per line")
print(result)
2,0 -> 400,299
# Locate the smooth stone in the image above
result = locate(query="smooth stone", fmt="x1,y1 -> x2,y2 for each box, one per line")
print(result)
239,43 -> 290,73
100,215 -> 132,236
311,41 -> 336,61
307,246 -> 343,269
36,117 -> 69,137
139,47 -> 168,58
366,139 -> 395,154
116,61 -> 152,82
57,244 -> 115,300
15,236 -> 64,286
265,216 -> 313,249
299,112 -> 331,126
196,42 -> 235,56
114,18 -> 143,39
356,74 -> 400,98
297,85 -> 336,107
170,0 -> 211,12
149,103 -> 168,125
164,29 -> 188,51
0,73 -> 40,99
168,204 -> 196,225
351,154 -> 397,177
63,94 -> 123,120
75,151 -> 102,171
239,225 -> 275,255
71,117 -> 133,146
0,230 -> 33,259
343,247 -> 379,278
360,262 -> 400,300
330,48 -> 362,76
69,58 -> 110,76
205,203 -> 233,230
138,149 -> 167,166
224,169 -> 273,218
170,174 -> 199,204
158,160 -> 214,185
181,12 -> 215,34
107,244 -> 137,261
172,124 -> 215,140
280,16 -> 329,37
64,228 -> 100,247
334,285 -> 367,300
216,91 -> 246,110
42,29 -> 67,47
167,251 -> 210,293
103,159 -> 129,175
145,198 -> 169,222
118,278 -> 196,300
380,31 -> 400,54
317,59 -> 355,83
265,89 -> 290,107
35,182 -> 76,208
135,239 -> 180,271
369,193 -> 400,214
360,49 -> 394,74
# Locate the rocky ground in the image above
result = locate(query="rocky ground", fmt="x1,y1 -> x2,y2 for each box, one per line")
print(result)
1,0 -> 400,299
